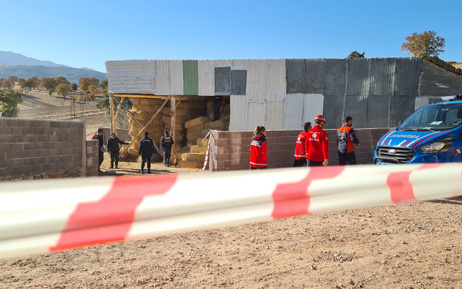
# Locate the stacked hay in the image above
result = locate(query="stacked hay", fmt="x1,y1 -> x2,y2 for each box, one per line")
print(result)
124,98 -> 165,161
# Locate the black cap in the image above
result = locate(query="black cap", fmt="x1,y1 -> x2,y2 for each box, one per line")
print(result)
144,131 -> 149,136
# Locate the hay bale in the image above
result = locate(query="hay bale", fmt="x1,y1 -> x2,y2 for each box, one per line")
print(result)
191,145 -> 207,154
177,160 -> 202,169
196,138 -> 209,147
181,152 -> 205,162
187,130 -> 203,143
185,116 -> 208,129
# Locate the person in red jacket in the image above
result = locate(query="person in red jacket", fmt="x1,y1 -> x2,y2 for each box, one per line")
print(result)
305,115 -> 329,167
293,122 -> 312,167
249,126 -> 268,169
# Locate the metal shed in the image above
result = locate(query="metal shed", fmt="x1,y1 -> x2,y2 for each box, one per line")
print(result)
106,57 -> 462,132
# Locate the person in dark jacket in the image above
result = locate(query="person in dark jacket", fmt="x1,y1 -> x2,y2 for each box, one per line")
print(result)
213,96 -> 222,121
107,133 -> 128,169
95,129 -> 104,172
249,126 -> 268,169
337,116 -> 360,165
138,131 -> 155,174
161,131 -> 174,167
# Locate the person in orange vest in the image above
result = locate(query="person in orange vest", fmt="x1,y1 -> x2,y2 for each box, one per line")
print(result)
337,116 -> 360,165
305,115 -> 329,167
249,126 -> 268,169
293,122 -> 312,167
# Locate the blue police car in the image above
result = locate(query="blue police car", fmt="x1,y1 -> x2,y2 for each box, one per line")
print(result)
374,100 -> 462,164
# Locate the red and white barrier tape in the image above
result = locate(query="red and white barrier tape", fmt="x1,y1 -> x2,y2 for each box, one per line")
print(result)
1,163 -> 461,260
201,130 -> 215,172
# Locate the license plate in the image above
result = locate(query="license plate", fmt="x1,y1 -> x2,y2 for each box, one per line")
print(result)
375,159 -> 396,166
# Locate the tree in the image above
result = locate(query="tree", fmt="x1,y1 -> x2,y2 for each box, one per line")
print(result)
97,95 -> 133,129
0,89 -> 23,117
71,82 -> 78,92
79,77 -> 100,92
8,75 -> 18,84
1,79 -> 14,90
400,30 -> 445,58
347,51 -> 365,59
24,77 -> 40,91
56,83 -> 72,98
18,78 -> 26,90
86,84 -> 100,101
40,77 -> 58,96
56,76 -> 70,85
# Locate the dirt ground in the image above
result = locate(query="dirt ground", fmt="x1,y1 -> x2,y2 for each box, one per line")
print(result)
1,198 -> 461,289
2,88 -> 461,288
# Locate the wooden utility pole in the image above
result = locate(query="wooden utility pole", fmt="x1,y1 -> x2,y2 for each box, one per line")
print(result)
110,94 -> 116,134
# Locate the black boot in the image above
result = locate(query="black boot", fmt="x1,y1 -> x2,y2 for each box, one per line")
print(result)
147,169 -> 151,174
141,168 -> 144,174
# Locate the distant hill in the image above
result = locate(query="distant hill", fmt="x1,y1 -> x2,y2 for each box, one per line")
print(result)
0,51 -> 106,83
0,51 -> 69,67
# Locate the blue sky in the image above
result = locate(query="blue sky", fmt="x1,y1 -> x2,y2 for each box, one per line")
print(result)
1,0 -> 461,73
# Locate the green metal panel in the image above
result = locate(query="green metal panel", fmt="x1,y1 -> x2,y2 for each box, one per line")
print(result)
183,60 -> 198,95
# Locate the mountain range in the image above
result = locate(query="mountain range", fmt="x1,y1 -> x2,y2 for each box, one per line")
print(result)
0,51 -> 106,83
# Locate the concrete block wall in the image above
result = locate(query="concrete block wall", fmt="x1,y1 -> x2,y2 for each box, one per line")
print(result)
0,118 -> 98,180
209,128 -> 391,171
86,139 -> 99,177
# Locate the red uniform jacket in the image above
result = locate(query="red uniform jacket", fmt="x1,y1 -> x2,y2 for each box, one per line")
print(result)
294,131 -> 307,160
250,134 -> 268,168
305,125 -> 329,162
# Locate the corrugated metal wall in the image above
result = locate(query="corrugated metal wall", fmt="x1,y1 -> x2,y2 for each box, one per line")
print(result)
107,57 -> 462,131
106,60 -> 156,94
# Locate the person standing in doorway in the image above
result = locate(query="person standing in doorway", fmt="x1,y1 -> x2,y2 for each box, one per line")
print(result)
305,115 -> 329,167
95,128 -> 104,172
138,131 -> 155,174
107,133 -> 128,169
213,96 -> 222,121
161,131 -> 175,167
337,116 -> 360,165
293,122 -> 312,167
249,126 -> 268,170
